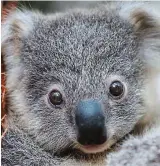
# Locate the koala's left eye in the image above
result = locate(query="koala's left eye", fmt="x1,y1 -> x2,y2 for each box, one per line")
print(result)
109,81 -> 124,98
49,90 -> 63,105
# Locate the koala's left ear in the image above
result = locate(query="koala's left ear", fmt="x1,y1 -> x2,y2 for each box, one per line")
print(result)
120,2 -> 160,67
130,10 -> 160,37
119,2 -> 160,35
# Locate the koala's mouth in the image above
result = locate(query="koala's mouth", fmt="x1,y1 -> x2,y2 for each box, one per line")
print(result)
76,139 -> 116,154
56,138 -> 123,161
78,143 -> 108,154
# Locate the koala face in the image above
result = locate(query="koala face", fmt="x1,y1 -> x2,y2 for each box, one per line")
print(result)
3,3 -> 159,155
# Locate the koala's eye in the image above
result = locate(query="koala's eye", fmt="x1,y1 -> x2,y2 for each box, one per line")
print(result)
49,90 -> 63,105
109,81 -> 124,98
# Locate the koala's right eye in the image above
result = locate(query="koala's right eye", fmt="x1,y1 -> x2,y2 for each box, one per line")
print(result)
48,90 -> 63,106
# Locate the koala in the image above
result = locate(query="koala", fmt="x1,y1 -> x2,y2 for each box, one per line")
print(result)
1,2 -> 160,166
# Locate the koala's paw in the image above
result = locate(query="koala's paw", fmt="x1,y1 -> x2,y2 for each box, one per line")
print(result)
106,126 -> 160,166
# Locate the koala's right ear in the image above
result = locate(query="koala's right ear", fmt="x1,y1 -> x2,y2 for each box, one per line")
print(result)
2,10 -> 37,57
2,10 -> 41,90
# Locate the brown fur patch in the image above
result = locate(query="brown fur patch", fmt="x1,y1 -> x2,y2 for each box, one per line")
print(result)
131,10 -> 155,32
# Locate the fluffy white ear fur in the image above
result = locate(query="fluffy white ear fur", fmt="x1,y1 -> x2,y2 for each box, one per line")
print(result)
1,10 -> 38,110
118,2 -> 160,32
2,10 -> 35,46
1,10 -> 41,90
2,9 -> 38,61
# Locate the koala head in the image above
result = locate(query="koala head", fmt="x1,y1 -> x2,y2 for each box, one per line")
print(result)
2,2 -> 160,155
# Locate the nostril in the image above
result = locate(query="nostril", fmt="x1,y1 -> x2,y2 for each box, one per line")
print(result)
77,125 -> 107,145
99,135 -> 107,144
78,133 -> 107,145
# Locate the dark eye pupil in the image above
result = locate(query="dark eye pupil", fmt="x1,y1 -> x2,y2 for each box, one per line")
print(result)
109,81 -> 124,97
49,90 -> 63,105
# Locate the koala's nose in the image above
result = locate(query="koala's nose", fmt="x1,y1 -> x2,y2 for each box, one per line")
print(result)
75,100 -> 107,145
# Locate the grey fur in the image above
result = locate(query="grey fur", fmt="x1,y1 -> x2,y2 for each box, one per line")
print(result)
107,126 -> 160,166
2,2 -> 160,166
1,128 -> 62,166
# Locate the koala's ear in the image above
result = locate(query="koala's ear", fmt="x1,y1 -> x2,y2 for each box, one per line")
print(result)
130,10 -> 160,36
119,2 -> 160,67
2,10 -> 38,90
130,10 -> 157,32
119,2 -> 160,35
2,10 -> 36,57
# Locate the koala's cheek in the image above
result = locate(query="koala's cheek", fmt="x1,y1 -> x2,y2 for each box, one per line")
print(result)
41,95 -> 71,127
106,117 -> 136,143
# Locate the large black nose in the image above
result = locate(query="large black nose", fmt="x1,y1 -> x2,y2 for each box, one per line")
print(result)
75,100 -> 107,145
